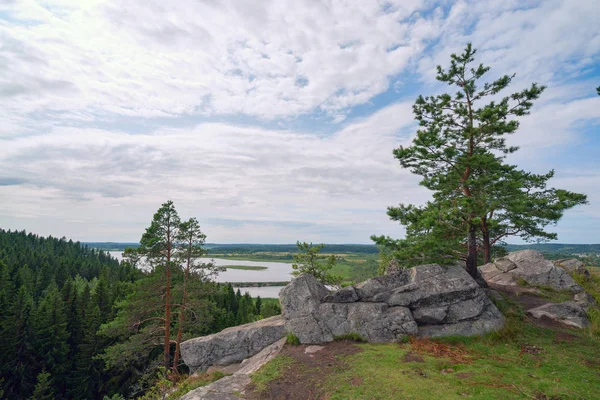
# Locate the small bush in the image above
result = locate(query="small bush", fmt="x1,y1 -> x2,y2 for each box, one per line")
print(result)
334,332 -> 367,342
286,333 -> 300,345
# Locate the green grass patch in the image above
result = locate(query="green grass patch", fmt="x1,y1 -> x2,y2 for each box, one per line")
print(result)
222,265 -> 268,271
286,333 -> 300,345
334,332 -> 367,342
322,324 -> 600,400
250,355 -> 296,393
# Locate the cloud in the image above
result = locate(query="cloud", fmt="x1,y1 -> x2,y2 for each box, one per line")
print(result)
0,101 -> 427,241
0,0 -> 598,243
0,0 -> 437,126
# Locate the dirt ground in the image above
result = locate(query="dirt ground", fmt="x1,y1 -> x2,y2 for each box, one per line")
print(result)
245,340 -> 362,400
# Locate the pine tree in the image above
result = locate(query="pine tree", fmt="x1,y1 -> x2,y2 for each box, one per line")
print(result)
29,371 -> 54,400
292,242 -> 342,286
33,283 -> 70,397
373,44 -> 585,276
0,286 -> 36,398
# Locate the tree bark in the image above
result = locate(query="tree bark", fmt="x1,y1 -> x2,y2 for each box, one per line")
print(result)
164,227 -> 172,370
172,241 -> 191,372
481,219 -> 491,264
466,223 -> 478,279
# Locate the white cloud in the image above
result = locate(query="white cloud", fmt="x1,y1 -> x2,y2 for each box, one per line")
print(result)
0,0 -> 598,243
0,0 -> 435,125
0,101 -> 429,242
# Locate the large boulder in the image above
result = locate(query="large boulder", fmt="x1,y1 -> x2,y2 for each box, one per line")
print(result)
480,250 -> 584,292
527,302 -> 590,329
180,315 -> 286,373
280,265 -> 504,344
554,258 -> 591,278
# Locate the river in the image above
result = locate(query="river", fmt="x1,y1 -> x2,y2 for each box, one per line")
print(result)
109,251 -> 290,298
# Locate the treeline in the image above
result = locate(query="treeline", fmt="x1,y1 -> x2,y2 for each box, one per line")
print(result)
0,229 -> 277,399
84,242 -> 380,255
503,243 -> 600,254
205,243 -> 379,254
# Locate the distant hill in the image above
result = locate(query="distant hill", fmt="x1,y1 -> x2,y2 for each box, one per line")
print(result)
84,242 -> 599,257
84,242 -> 379,254
503,243 -> 600,254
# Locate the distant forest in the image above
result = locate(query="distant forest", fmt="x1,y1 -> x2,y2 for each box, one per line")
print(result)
87,242 -> 599,256
0,230 -> 278,399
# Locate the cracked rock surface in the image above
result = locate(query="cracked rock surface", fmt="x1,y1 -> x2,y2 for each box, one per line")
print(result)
280,265 -> 504,344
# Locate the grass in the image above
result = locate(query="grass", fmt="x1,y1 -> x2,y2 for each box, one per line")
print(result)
333,332 -> 367,342
250,292 -> 600,399
286,333 -> 300,345
249,355 -> 296,393
222,265 -> 268,271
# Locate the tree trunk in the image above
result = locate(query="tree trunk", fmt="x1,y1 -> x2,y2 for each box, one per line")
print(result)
164,233 -> 172,370
173,248 -> 190,372
482,225 -> 491,264
466,223 -> 478,279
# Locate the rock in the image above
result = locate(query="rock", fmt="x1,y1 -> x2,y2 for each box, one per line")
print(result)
555,258 -> 590,278
484,288 -> 504,302
527,302 -> 590,329
574,291 -> 597,311
180,315 -> 286,373
385,259 -> 401,275
418,300 -> 505,337
480,250 -> 584,293
322,286 -> 359,303
495,258 -> 517,273
180,338 -> 285,400
278,274 -> 330,319
281,264 -> 504,344
305,345 -> 324,354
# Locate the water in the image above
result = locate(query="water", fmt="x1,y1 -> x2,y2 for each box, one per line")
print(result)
109,251 -> 289,298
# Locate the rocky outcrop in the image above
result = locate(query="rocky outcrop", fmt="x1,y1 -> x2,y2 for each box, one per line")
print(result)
527,302 -> 590,329
180,338 -> 286,400
480,250 -> 584,292
280,265 -> 504,343
180,315 -> 286,373
480,250 -> 598,330
554,258 -> 591,278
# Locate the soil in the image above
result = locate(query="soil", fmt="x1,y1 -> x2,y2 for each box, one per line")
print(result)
245,340 -> 362,400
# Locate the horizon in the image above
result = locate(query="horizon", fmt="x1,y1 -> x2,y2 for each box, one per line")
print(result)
1,1 -> 599,244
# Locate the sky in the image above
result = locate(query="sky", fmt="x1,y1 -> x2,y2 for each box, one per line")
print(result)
0,0 -> 599,244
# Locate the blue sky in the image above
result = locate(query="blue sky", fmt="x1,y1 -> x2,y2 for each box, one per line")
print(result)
0,0 -> 599,244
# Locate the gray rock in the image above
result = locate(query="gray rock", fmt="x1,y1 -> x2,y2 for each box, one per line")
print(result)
180,338 -> 285,400
573,291 -> 597,311
555,258 -> 590,278
285,314 -> 332,344
527,302 -> 590,329
495,258 -> 517,273
418,301 -> 505,337
444,293 -> 488,323
322,286 -> 359,303
315,302 -> 417,343
279,274 -> 330,319
480,250 -> 584,293
381,266 -> 480,309
412,306 -> 448,325
181,315 -> 286,373
281,263 -> 504,343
